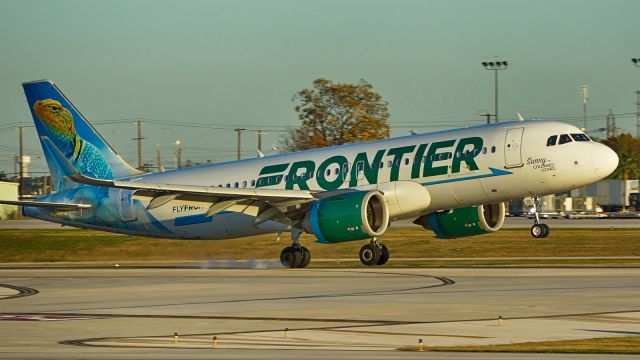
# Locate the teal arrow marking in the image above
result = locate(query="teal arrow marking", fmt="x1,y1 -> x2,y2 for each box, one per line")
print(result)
421,167 -> 512,186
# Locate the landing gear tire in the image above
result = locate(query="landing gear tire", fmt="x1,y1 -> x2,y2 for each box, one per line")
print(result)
359,243 -> 381,266
376,244 -> 390,265
540,223 -> 550,238
280,246 -> 302,268
530,223 -> 548,239
298,246 -> 311,268
280,246 -> 311,268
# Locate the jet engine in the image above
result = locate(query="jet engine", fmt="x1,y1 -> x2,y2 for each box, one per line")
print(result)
303,190 -> 389,243
414,203 -> 505,238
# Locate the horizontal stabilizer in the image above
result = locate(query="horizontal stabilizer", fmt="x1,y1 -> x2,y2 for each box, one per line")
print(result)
0,200 -> 91,210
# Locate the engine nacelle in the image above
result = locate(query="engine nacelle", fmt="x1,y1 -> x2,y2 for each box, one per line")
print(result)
414,203 -> 505,238
303,191 -> 389,243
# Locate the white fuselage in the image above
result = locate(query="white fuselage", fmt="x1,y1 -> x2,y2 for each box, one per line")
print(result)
31,120 -> 618,240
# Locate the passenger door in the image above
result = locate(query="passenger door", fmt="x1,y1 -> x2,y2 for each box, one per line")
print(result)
504,127 -> 524,168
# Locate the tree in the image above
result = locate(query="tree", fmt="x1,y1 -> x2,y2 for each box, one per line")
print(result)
283,78 -> 390,151
601,133 -> 640,180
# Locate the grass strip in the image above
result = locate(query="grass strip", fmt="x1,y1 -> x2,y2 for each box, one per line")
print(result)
1,228 -> 639,265
406,336 -> 640,354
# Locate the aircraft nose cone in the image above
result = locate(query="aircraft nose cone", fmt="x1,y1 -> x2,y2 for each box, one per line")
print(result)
594,143 -> 619,179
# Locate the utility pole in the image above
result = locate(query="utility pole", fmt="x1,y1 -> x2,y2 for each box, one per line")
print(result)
481,59 -> 508,123
133,121 -> 144,171
635,90 -> 640,138
13,156 -> 18,182
234,128 -> 246,160
606,110 -> 616,139
580,84 -> 589,131
18,126 -> 24,198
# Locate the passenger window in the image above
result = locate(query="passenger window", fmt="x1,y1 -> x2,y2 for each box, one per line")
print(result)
387,160 -> 392,168
334,167 -> 339,175
570,133 -> 590,141
242,181 -> 247,188
547,135 -> 558,146
404,158 -> 410,165
559,134 -> 572,144
251,180 -> 255,187
234,182 -> 239,188
226,183 -> 230,188
326,169 -> 331,176
491,146 -> 496,153
379,162 -> 384,169
482,147 -> 487,154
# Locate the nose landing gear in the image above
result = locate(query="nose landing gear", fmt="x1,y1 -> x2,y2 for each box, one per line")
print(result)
529,196 -> 550,238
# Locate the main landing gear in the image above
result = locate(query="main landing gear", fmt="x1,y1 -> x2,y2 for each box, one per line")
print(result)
359,238 -> 389,266
529,195 -> 550,238
280,228 -> 311,268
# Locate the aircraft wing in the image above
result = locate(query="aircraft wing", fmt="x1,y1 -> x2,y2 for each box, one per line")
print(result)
69,171 -> 314,202
0,200 -> 92,210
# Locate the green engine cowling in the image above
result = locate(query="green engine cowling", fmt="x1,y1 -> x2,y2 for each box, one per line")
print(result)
414,203 -> 505,238
303,191 -> 389,243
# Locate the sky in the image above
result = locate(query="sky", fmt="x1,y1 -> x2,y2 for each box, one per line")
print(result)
1,0 -> 639,177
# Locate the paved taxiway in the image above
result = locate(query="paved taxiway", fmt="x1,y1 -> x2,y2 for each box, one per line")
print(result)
1,267 -> 639,359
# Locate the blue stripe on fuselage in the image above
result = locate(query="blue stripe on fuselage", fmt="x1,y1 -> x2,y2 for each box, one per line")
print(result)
421,167 -> 512,186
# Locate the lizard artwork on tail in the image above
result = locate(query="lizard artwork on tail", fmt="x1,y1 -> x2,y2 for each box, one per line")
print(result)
33,99 -> 113,180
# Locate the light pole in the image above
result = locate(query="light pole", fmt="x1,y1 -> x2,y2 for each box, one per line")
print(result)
173,140 -> 181,169
633,58 -> 640,138
482,60 -> 508,123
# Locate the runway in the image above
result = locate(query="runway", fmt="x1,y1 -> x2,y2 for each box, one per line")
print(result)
1,267 -> 639,359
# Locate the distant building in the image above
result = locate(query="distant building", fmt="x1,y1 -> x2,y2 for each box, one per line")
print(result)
0,181 -> 19,220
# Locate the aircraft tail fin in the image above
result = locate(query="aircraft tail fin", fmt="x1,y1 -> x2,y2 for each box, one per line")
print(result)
22,80 -> 141,191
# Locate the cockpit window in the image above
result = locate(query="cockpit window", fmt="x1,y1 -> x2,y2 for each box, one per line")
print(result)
558,134 -> 572,144
570,133 -> 590,141
546,135 -> 558,146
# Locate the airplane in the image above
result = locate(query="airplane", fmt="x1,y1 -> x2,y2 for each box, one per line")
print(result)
1,80 -> 619,268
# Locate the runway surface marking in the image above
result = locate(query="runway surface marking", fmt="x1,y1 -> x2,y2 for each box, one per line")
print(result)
0,284 -> 38,300
0,314 -> 98,321
41,309 -> 640,351
38,271 -> 455,313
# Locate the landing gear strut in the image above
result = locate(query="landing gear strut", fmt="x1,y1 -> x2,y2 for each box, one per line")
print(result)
359,238 -> 389,266
529,196 -> 550,238
280,228 -> 311,268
